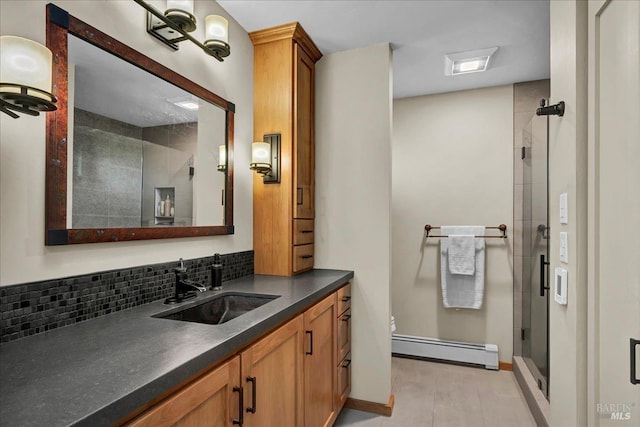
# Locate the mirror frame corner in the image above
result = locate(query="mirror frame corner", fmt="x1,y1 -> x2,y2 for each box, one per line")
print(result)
44,3 -> 234,245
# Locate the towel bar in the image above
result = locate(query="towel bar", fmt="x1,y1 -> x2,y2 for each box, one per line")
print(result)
424,224 -> 507,239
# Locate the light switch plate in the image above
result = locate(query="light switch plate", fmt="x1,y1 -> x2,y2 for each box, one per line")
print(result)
555,267 -> 568,305
560,193 -> 568,224
560,232 -> 568,263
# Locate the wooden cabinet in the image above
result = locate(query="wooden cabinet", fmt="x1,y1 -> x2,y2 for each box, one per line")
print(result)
126,356 -> 241,427
241,315 -> 305,427
250,23 -> 322,276
123,285 -> 351,427
336,283 -> 352,411
304,294 -> 337,427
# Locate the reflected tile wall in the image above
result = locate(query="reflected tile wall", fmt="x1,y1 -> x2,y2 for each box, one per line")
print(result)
73,109 -> 143,228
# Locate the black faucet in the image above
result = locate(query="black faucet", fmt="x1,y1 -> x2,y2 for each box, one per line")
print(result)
165,258 -> 206,304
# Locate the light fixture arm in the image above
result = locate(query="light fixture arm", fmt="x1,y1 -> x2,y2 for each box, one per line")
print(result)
133,0 -> 228,62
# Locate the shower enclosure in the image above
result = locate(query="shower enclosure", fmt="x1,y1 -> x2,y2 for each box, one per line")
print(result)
520,114 -> 550,398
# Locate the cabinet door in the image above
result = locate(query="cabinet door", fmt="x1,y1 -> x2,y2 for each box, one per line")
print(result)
293,43 -> 315,219
126,356 -> 241,427
241,315 -> 305,427
304,294 -> 337,427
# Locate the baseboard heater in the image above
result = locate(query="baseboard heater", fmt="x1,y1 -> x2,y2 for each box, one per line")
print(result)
391,334 -> 499,370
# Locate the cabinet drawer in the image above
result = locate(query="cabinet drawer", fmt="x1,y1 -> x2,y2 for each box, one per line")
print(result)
338,308 -> 351,363
293,219 -> 314,245
337,352 -> 351,409
293,244 -> 314,273
337,283 -> 351,315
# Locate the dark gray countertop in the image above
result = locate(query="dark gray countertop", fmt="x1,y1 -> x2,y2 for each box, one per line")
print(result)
0,269 -> 353,427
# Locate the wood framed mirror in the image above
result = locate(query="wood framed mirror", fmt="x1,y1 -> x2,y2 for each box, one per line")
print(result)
45,3 -> 234,245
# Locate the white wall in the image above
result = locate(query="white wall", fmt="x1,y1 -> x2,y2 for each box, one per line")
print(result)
0,0 -> 253,286
549,1 -> 588,425
315,43 -> 392,405
393,85 -> 514,362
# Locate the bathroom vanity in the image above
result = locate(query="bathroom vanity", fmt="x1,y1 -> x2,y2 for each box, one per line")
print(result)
0,269 -> 353,427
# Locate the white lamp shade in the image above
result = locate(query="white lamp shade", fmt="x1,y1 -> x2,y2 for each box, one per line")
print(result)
0,36 -> 53,99
251,142 -> 271,166
166,0 -> 194,15
205,15 -> 228,43
218,145 -> 226,167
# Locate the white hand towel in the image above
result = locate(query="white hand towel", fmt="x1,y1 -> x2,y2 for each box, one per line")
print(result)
440,226 -> 486,309
448,234 -> 476,275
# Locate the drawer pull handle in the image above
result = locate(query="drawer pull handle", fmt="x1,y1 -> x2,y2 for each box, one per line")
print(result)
301,230 -> 313,234
341,296 -> 351,302
342,359 -> 352,368
306,330 -> 313,355
232,386 -> 243,425
341,314 -> 351,322
300,255 -> 313,259
246,377 -> 257,414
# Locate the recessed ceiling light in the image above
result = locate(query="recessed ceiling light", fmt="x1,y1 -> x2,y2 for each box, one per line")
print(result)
167,95 -> 199,111
445,47 -> 498,76
174,100 -> 199,110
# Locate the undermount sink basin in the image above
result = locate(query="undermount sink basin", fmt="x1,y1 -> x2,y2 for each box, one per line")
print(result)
154,293 -> 280,325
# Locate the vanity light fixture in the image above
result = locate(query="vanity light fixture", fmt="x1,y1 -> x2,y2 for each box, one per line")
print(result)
217,145 -> 226,172
0,36 -> 57,118
133,0 -> 230,61
250,133 -> 280,183
444,47 -> 498,76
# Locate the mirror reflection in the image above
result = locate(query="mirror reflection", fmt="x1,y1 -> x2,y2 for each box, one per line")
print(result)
68,34 -> 226,229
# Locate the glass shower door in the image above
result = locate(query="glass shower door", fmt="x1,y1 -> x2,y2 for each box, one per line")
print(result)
521,115 -> 549,398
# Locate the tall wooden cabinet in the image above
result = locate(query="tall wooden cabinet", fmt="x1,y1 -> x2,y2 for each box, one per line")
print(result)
250,23 -> 322,276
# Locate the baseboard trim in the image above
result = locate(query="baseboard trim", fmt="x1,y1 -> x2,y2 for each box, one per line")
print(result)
499,361 -> 513,371
344,394 -> 395,417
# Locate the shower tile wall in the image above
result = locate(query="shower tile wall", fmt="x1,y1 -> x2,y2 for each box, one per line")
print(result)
513,80 -> 550,357
73,109 -> 143,228
142,123 -> 196,227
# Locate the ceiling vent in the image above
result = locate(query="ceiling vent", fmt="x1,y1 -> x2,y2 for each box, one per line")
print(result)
444,47 -> 499,76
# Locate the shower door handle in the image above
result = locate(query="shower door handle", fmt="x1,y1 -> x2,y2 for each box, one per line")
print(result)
540,254 -> 550,296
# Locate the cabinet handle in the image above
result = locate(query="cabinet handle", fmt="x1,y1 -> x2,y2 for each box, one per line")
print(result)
245,377 -> 257,413
632,338 -> 640,385
301,230 -> 313,234
342,359 -> 352,368
341,296 -> 351,302
232,386 -> 243,425
297,187 -> 303,205
341,314 -> 351,322
306,330 -> 313,355
300,255 -> 313,259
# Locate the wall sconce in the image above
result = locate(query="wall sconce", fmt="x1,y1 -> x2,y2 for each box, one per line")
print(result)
133,0 -> 230,61
217,145 -> 226,172
250,133 -> 280,183
0,36 -> 57,119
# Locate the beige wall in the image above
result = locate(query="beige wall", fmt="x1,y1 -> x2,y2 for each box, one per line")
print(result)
315,43 -> 392,404
392,85 -> 514,362
549,0 -> 588,425
0,0 -> 254,286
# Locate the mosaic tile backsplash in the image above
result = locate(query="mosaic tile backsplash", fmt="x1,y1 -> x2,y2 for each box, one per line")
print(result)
0,251 -> 253,343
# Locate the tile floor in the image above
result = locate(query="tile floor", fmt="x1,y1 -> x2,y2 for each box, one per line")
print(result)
334,357 -> 537,427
